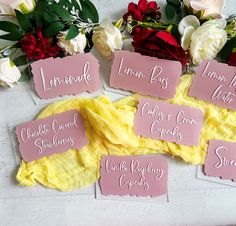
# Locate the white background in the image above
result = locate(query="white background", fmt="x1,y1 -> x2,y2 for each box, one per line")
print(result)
1,0 -> 236,225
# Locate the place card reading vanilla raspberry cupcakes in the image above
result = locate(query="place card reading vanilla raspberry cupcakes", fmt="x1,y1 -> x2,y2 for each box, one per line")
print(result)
99,155 -> 168,197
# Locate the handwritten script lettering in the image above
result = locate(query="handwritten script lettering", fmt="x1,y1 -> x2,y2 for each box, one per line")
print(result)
189,60 -> 236,110
110,51 -> 182,99
16,110 -> 88,162
100,155 -> 168,197
32,53 -> 101,99
204,140 -> 236,181
134,98 -> 203,146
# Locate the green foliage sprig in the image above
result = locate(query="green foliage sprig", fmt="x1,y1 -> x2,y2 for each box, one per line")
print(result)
0,0 -> 99,41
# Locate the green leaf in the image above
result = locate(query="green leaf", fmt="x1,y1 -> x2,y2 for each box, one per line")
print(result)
51,4 -> 72,22
15,9 -> 33,32
35,11 -> 43,28
44,11 -> 59,22
0,32 -> 24,41
43,22 -> 65,37
165,3 -> 176,20
80,0 -> 99,23
0,21 -> 19,33
19,68 -> 31,82
14,55 -> 27,66
71,0 -> 81,11
58,0 -> 73,10
66,24 -> 79,40
219,37 -> 236,61
167,0 -> 181,8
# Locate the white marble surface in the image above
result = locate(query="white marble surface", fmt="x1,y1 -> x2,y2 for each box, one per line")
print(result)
1,0 -> 236,225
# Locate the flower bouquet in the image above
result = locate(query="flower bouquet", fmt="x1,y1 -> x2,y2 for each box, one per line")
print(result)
0,0 -> 99,87
117,0 -> 236,71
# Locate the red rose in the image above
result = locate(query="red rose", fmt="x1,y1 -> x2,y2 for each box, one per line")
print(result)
227,52 -> 236,67
20,28 -> 61,61
132,29 -> 187,65
123,0 -> 161,22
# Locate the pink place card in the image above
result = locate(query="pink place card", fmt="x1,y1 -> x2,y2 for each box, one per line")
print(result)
204,140 -> 236,181
189,60 -> 236,110
15,110 -> 88,162
99,155 -> 168,197
109,50 -> 182,99
134,98 -> 204,146
31,53 -> 101,99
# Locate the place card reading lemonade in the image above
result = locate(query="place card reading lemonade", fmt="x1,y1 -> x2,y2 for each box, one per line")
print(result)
134,98 -> 204,146
189,60 -> 236,110
110,51 -> 182,99
100,155 -> 168,197
204,140 -> 236,181
31,53 -> 101,99
16,110 -> 88,162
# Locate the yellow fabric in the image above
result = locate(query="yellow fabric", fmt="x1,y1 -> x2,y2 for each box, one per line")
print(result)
16,74 -> 236,191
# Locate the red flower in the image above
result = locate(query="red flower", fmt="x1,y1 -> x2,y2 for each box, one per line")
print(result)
227,52 -> 236,67
123,0 -> 161,22
20,28 -> 61,61
132,29 -> 187,65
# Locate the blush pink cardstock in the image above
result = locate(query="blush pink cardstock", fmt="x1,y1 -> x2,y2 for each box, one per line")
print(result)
189,60 -> 236,110
99,155 -> 168,197
134,98 -> 204,146
15,110 -> 88,162
109,50 -> 182,99
31,53 -> 101,99
204,140 -> 236,181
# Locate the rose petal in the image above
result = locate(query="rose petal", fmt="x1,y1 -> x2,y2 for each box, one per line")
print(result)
155,31 -> 180,47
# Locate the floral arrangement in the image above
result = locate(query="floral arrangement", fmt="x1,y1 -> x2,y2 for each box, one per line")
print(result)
0,0 -> 102,87
121,0 -> 236,69
1,0 -> 236,88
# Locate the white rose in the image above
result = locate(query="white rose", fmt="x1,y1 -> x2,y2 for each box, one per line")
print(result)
0,0 -> 36,15
190,19 -> 227,65
183,0 -> 225,19
178,15 -> 200,50
0,58 -> 21,88
57,30 -> 87,55
92,18 -> 123,60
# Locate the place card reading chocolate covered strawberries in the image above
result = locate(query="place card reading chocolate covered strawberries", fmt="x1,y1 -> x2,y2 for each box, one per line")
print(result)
31,53 -> 101,99
110,51 -> 182,99
16,110 -> 88,162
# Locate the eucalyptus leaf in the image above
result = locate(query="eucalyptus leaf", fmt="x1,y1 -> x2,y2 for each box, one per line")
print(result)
66,24 -> 79,40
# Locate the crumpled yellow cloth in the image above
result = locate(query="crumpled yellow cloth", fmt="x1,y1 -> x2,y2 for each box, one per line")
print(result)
16,74 -> 236,191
